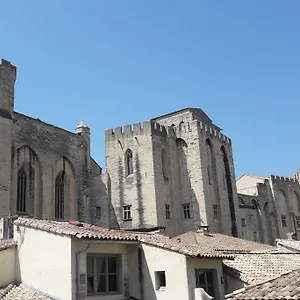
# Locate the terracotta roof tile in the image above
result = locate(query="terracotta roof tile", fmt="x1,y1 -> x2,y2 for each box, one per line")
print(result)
226,268 -> 300,299
138,233 -> 234,259
177,231 -> 275,253
0,239 -> 17,251
224,252 -> 300,285
0,284 -> 52,300
14,218 -> 139,241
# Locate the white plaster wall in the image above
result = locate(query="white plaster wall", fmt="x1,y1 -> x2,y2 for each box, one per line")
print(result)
0,247 -> 16,286
15,226 -> 72,300
141,244 -> 189,300
186,258 -> 224,300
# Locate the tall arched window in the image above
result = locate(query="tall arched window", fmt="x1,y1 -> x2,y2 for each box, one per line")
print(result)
17,168 -> 27,213
221,146 -> 238,237
125,149 -> 133,176
206,139 -> 214,185
162,149 -> 168,180
55,171 -> 65,219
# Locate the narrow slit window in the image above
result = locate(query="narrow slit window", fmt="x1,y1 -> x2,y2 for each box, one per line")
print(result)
125,149 -> 133,176
165,204 -> 171,219
95,206 -> 101,218
55,171 -> 65,219
17,168 -> 27,213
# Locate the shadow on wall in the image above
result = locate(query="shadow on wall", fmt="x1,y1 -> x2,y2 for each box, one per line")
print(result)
135,153 -> 144,228
99,174 -> 118,229
176,138 -> 202,233
138,248 -> 157,300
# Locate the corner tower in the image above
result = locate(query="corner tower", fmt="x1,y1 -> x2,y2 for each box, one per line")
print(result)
0,59 -> 16,217
153,108 -> 241,237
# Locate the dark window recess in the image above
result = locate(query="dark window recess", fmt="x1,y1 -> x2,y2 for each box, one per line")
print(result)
195,269 -> 215,298
123,205 -> 132,221
17,168 -> 27,213
281,215 -> 287,227
182,204 -> 191,219
241,218 -> 246,227
165,204 -> 171,219
125,149 -> 133,176
155,271 -> 166,290
55,171 -> 65,219
87,255 -> 119,294
95,206 -> 101,217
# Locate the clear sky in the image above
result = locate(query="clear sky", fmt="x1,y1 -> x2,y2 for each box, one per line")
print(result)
1,1 -> 300,178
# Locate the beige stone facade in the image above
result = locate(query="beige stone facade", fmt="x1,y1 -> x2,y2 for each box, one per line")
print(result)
237,173 -> 300,244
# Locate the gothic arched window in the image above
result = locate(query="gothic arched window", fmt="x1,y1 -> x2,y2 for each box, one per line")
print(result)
55,171 -> 65,219
17,168 -> 27,213
125,149 -> 133,176
162,149 -> 168,180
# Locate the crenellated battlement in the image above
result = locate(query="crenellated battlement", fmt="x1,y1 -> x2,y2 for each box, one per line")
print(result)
270,175 -> 296,183
105,120 -> 171,141
0,59 -> 16,79
197,121 -> 231,144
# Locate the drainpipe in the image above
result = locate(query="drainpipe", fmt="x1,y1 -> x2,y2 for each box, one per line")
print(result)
76,241 -> 90,300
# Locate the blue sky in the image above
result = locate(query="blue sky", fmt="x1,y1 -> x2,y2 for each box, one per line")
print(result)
1,1 -> 299,178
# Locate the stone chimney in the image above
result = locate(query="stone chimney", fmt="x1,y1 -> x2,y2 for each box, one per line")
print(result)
197,225 -> 210,236
287,232 -> 297,240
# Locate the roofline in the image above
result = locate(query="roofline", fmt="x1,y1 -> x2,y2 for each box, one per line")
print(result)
225,267 -> 300,299
151,107 -> 192,120
14,112 -> 79,137
276,240 -> 300,253
79,239 -> 139,245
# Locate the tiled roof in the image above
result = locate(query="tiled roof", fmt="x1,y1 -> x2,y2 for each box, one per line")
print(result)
226,268 -> 300,299
276,239 -> 300,252
14,217 -> 233,259
0,284 -> 52,300
138,233 -> 234,259
224,252 -> 300,285
0,239 -> 17,251
177,231 -> 275,253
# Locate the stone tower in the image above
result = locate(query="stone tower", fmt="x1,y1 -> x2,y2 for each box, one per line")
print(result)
0,59 -> 16,217
105,108 -> 241,237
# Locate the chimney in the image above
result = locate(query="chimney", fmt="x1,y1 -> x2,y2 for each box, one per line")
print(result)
287,232 -> 297,240
197,225 -> 210,236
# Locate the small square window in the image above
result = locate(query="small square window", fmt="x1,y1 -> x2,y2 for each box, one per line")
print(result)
155,271 -> 166,290
281,215 -> 287,227
123,205 -> 132,221
165,204 -> 171,219
207,167 -> 212,185
95,206 -> 101,217
182,203 -> 191,219
241,218 -> 246,227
